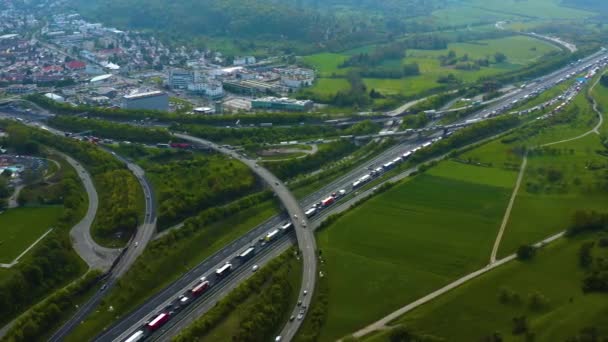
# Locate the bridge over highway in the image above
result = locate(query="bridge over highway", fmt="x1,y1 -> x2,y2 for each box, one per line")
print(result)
174,133 -> 317,340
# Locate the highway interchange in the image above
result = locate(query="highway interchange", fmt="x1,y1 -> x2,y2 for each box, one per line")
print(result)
0,46 -> 607,342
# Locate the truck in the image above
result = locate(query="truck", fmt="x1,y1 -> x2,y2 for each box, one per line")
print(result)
305,208 -> 317,218
190,280 -> 210,296
239,247 -> 255,261
124,330 -> 145,342
402,151 -> 412,160
359,174 -> 371,183
265,229 -> 280,242
170,142 -> 190,149
216,263 -> 233,277
280,222 -> 293,232
146,313 -> 169,331
382,161 -> 395,170
321,196 -> 335,207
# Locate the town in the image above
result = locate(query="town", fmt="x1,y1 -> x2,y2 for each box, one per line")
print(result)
1,6 -> 316,114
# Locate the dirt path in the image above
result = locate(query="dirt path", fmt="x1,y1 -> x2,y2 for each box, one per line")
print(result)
490,152 -> 527,263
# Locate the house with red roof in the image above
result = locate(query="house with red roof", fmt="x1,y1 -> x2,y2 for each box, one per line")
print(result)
66,60 -> 86,70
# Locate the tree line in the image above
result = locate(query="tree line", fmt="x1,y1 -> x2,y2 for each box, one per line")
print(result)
26,93 -> 341,126
93,169 -> 141,243
1,270 -> 103,342
0,122 -> 90,327
146,155 -> 257,228
49,116 -> 172,143
179,120 -> 380,146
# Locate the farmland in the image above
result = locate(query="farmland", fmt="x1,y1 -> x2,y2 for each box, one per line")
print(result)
0,206 -> 64,264
303,35 -> 561,102
312,160 -> 518,341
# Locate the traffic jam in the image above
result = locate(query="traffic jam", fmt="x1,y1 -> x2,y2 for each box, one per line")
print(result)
121,55 -> 608,342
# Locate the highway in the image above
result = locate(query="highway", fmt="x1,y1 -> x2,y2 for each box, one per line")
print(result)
2,47 -> 606,342
97,136 -> 420,342
175,133 -> 317,341
109,48 -> 608,342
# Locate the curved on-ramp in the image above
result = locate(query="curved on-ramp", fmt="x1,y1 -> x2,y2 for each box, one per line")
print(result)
174,133 -> 317,340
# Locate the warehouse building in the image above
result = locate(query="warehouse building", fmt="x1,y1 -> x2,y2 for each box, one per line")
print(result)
122,91 -> 168,111
251,97 -> 313,112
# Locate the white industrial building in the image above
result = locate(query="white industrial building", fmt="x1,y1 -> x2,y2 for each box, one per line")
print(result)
122,91 -> 168,111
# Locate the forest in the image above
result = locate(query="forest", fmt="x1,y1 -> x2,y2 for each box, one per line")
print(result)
70,0 -> 444,49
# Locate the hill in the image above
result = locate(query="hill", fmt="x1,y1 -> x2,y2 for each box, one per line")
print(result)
69,0 -> 445,52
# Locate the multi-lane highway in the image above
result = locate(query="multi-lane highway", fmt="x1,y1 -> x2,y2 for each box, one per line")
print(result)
174,133 -> 317,340
2,46 -> 606,342
104,47 -> 608,342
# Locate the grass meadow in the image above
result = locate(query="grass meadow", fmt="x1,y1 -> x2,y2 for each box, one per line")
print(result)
364,235 -> 608,341
313,161 -> 518,340
0,206 -> 64,263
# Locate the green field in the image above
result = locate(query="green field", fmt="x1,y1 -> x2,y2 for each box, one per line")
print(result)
376,235 -> 608,342
304,35 -> 560,101
0,207 -> 64,263
313,160 -> 518,341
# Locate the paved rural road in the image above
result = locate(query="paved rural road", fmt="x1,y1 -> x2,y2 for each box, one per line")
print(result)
175,133 -> 317,340
56,151 -> 121,271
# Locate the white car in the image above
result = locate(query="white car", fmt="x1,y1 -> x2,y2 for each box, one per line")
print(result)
252,265 -> 259,272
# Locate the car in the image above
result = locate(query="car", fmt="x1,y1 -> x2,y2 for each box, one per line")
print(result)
297,313 -> 304,320
100,284 -> 107,291
252,265 -> 259,272
297,300 -> 302,306
134,241 -> 139,247
289,315 -> 295,321
303,290 -> 308,296
302,220 -> 307,227
275,336 -> 282,342
293,214 -> 298,219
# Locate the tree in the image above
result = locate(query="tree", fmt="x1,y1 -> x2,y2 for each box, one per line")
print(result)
512,316 -> 528,335
517,245 -> 537,261
528,291 -> 550,311
389,325 -> 413,342
600,74 -> 608,88
494,52 -> 507,63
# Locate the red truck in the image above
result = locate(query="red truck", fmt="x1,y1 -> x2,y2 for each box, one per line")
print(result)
146,312 -> 169,331
170,142 -> 190,149
321,196 -> 335,207
190,281 -> 210,297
